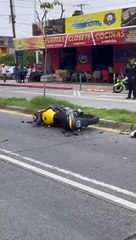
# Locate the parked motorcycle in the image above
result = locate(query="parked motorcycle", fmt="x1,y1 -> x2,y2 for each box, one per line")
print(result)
33,105 -> 99,131
113,75 -> 128,93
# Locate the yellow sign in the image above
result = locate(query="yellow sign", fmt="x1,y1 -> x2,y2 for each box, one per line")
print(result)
13,36 -> 45,51
65,10 -> 121,33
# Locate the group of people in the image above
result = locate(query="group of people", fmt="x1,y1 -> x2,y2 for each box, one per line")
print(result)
125,57 -> 136,100
13,64 -> 28,83
0,63 -> 30,83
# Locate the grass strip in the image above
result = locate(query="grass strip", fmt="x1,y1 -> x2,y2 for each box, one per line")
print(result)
0,96 -> 136,124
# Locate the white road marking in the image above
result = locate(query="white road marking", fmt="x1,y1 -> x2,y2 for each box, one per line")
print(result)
73,91 -> 77,96
77,91 -> 81,96
0,154 -> 136,211
0,148 -> 135,198
11,90 -> 136,103
73,91 -> 81,96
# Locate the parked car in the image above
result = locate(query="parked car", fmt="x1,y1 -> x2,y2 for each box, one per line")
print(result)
29,63 -> 43,82
6,66 -> 15,79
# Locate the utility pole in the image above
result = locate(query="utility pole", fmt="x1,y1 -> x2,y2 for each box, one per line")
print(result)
34,0 -> 39,63
9,0 -> 16,38
73,3 -> 89,13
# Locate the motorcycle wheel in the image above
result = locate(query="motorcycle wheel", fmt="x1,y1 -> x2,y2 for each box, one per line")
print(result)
113,85 -> 123,93
77,114 -> 99,127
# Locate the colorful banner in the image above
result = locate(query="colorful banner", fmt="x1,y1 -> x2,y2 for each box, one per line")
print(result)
14,37 -> 45,51
13,27 -> 136,51
65,10 -> 122,33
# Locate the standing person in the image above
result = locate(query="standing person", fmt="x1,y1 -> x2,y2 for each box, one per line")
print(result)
26,65 -> 32,82
19,65 -> 25,83
13,64 -> 19,82
125,58 -> 136,100
1,64 -> 7,82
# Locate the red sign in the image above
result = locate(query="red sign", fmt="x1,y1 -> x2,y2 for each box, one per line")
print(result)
46,32 -> 94,48
93,28 -> 127,45
43,27 -> 135,49
46,34 -> 66,48
66,32 -> 93,47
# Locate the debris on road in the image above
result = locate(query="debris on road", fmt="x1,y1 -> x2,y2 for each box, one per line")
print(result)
120,131 -> 130,135
0,139 -> 8,142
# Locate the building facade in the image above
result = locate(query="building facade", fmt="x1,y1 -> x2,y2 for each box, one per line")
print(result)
13,6 -> 136,82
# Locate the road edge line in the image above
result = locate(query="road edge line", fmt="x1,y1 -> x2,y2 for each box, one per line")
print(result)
0,154 -> 136,212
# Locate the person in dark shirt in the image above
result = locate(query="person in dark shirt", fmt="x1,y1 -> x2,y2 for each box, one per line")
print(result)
125,58 -> 136,99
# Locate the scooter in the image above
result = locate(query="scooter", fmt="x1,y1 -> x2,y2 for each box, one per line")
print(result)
33,105 -> 99,131
113,75 -> 128,93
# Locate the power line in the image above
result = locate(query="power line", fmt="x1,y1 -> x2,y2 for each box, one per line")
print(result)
73,3 -> 89,13
16,22 -> 32,25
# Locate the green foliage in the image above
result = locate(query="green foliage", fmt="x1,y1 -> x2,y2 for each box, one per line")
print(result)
0,54 -> 15,66
0,51 -> 42,66
40,0 -> 60,11
30,96 -> 76,109
0,96 -> 136,124
21,51 -> 36,66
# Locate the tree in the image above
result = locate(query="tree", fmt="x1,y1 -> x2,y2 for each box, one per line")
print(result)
39,1 -> 61,97
0,51 -> 42,66
36,0 -> 65,29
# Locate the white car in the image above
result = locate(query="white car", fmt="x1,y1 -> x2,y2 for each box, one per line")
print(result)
6,66 -> 15,79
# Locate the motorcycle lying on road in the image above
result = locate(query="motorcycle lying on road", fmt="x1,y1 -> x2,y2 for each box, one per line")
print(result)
33,105 -> 99,131
113,75 -> 128,93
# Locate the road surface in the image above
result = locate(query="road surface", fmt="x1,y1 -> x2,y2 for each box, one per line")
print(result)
0,86 -> 136,110
0,110 -> 136,240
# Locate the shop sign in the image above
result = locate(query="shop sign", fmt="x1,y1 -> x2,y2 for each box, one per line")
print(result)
121,7 -> 136,27
93,29 -> 126,45
124,28 -> 136,43
15,51 -> 23,60
14,37 -> 45,51
47,35 -> 66,48
65,9 -> 121,33
13,27 -> 136,51
67,32 -> 93,47
65,6 -> 136,33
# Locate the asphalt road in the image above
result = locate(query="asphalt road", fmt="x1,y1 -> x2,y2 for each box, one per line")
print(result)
0,110 -> 136,240
0,86 -> 136,110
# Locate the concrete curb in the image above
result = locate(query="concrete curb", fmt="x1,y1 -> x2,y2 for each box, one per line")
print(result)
99,119 -> 136,132
0,83 -> 73,90
1,106 -> 136,132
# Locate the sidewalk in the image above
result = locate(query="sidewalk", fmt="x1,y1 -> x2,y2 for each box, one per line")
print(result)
0,80 -> 113,92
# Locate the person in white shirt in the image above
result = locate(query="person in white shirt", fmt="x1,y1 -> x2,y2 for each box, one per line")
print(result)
1,64 -> 7,82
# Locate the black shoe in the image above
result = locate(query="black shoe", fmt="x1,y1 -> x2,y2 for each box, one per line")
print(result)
132,97 -> 136,100
126,96 -> 131,99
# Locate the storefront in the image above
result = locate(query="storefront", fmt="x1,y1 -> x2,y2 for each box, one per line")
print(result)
13,6 -> 136,83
